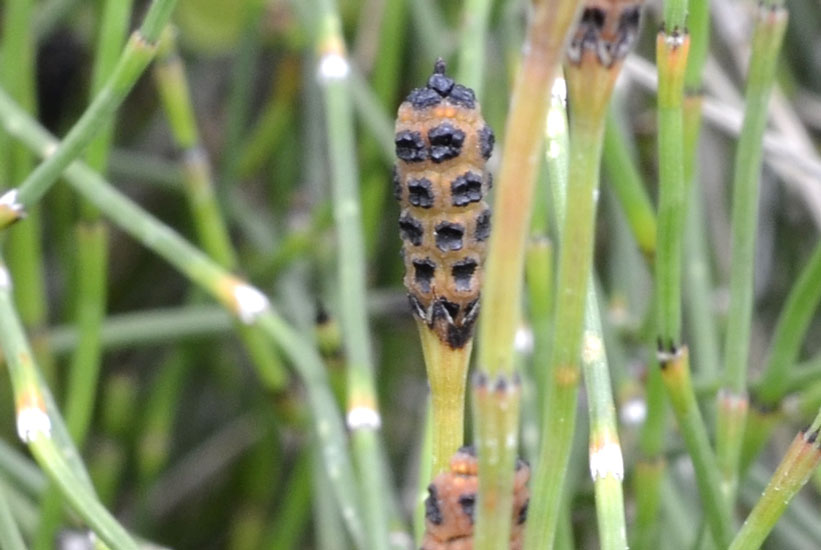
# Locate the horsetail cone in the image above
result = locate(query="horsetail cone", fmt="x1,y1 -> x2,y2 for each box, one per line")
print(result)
394,59 -> 494,349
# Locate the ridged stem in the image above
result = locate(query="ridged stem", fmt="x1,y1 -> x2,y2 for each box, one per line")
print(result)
602,107 -> 657,260
471,0 -> 581,547
0,0 -> 179,228
658,346 -> 733,547
0,256 -> 139,549
153,26 -> 287,390
526,43 -> 620,546
729,425 -> 821,550
554,73 -> 629,550
0,90 -> 368,548
314,3 -> 393,547
717,2 -> 788,502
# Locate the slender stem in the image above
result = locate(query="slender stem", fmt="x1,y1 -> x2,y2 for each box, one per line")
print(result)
417,324 -> 472,474
0,258 -> 140,549
153,26 -> 287,390
729,425 -> 821,550
0,89 -> 368,549
527,16 -> 627,539
314,3 -> 392,547
473,372 -> 523,550
658,346 -> 733,547
681,0 -> 719,380
580,281 -> 627,550
602,107 -> 657,260
2,0 -> 52,382
544,68 -> 627,550
0,0 -> 180,228
755,239 -> 821,405
478,0 -> 581,379
0,478 -> 26,550
456,0 -> 493,94
655,30 -> 690,345
465,0 -> 580,547
717,2 -> 788,501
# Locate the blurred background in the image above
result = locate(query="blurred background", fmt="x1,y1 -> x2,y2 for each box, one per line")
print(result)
1,0 -> 820,547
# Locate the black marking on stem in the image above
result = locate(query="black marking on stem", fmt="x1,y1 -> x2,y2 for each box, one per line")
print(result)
399,214 -> 424,246
451,258 -> 477,291
518,498 -> 529,524
474,209 -> 491,242
408,177 -> 435,208
391,166 -> 402,201
479,125 -> 495,160
451,172 -> 484,206
428,123 -> 466,163
413,258 -> 437,293
395,130 -> 428,162
435,221 -> 465,251
458,493 -> 476,523
425,484 -> 444,525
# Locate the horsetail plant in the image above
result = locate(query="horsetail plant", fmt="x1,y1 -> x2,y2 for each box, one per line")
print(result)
0,90 -> 370,548
729,416 -> 821,550
716,0 -> 788,503
471,0 -> 582,546
547,73 -> 628,550
394,59 -> 494,475
152,26 -> 288,391
0,256 -> 140,549
0,0 -> 179,228
526,2 -> 640,548
314,0 -> 394,546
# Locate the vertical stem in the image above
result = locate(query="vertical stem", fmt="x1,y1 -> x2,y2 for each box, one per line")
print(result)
471,1 -> 582,548
717,1 -> 788,501
527,4 -> 635,535
1,0 -> 52,381
655,30 -> 690,345
314,2 -> 392,547
457,0 -> 494,94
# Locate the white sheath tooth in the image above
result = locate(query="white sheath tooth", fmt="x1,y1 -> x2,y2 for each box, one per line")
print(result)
233,284 -> 270,324
590,441 -> 625,481
346,406 -> 382,430
17,406 -> 52,443
318,52 -> 350,81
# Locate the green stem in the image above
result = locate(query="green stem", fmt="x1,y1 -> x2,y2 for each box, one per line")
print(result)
456,0 -> 493,94
754,240 -> 821,405
153,26 -> 287,390
717,2 -> 788,501
527,40 -> 620,544
602,107 -> 657,260
729,425 -> 821,550
0,88 -> 368,549
0,477 -> 26,550
655,29 -> 690,345
2,0 -> 52,383
473,372 -> 522,550
466,0 -> 580,547
314,3 -> 392,547
658,346 -> 733,547
0,256 -> 139,549
543,67 -> 627,550
0,0 -> 179,227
